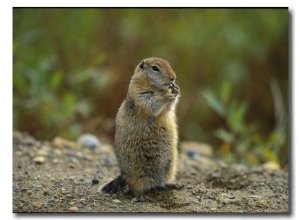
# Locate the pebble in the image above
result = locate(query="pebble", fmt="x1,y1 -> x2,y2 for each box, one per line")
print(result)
261,161 -> 280,171
83,178 -> 90,184
92,177 -> 99,184
33,202 -> 44,209
17,176 -> 24,181
16,151 -> 23,156
180,141 -> 213,158
80,200 -> 87,205
186,185 -> 193,189
53,159 -> 60,164
48,198 -> 55,203
206,194 -> 215,199
99,153 -> 117,166
109,204 -> 117,208
78,192 -> 84,197
77,134 -> 102,149
87,207 -> 93,212
36,149 -> 49,156
71,157 -> 79,164
112,199 -> 122,204
248,195 -> 263,199
13,185 -> 20,192
52,136 -> 77,148
32,156 -> 45,164
54,149 -> 62,155
68,206 -> 79,212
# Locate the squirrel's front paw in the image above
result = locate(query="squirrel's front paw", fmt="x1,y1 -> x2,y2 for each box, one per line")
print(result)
169,83 -> 180,95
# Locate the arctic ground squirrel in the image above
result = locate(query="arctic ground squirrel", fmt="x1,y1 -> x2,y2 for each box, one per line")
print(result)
101,57 -> 182,200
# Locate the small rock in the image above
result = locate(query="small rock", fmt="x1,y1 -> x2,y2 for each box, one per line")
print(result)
206,194 -> 215,199
14,131 -> 36,146
69,202 -> 75,205
77,192 -> 84,197
52,136 -> 77,148
68,206 -> 79,212
13,131 -> 23,141
54,149 -> 62,155
66,194 -> 73,198
87,207 -> 93,212
32,156 -> 45,164
109,204 -> 117,208
261,161 -> 280,171
92,177 -> 99,184
33,202 -> 44,209
180,141 -> 213,158
248,195 -> 263,199
27,190 -> 33,195
256,199 -> 269,208
99,153 -> 117,166
211,207 -> 217,212
36,149 -> 49,156
16,151 -> 22,156
80,200 -> 87,205
53,158 -> 60,164
77,134 -> 102,149
186,185 -> 193,189
112,199 -> 122,204
70,157 -> 79,164
48,198 -> 55,203
80,178 -> 90,184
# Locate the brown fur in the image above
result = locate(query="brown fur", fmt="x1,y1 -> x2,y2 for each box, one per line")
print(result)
101,57 -> 180,198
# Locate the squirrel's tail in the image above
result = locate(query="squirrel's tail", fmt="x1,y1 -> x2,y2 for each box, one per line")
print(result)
101,175 -> 127,194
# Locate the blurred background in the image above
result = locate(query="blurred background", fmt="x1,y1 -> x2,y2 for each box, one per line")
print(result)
13,8 -> 289,168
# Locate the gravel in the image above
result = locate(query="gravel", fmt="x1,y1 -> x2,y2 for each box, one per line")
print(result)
13,131 -> 289,213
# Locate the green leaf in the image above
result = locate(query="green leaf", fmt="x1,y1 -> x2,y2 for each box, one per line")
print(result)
50,71 -> 63,90
220,81 -> 232,103
63,92 -> 76,116
228,101 -> 247,133
203,90 -> 226,116
261,149 -> 279,163
215,129 -> 234,143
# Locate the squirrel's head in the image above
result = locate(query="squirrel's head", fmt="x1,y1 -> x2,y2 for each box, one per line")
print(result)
132,57 -> 177,90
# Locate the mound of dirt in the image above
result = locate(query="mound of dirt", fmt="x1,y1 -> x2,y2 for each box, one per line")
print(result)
12,131 -> 289,213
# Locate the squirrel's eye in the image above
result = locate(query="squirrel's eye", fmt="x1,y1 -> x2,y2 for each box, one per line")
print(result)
152,66 -> 160,72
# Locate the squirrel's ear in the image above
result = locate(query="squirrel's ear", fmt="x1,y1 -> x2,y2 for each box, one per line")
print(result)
139,60 -> 145,69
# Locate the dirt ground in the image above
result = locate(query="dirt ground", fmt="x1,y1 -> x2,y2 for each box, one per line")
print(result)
12,131 -> 289,214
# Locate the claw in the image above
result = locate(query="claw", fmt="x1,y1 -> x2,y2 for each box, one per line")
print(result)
165,183 -> 185,190
169,83 -> 179,95
133,195 -> 151,202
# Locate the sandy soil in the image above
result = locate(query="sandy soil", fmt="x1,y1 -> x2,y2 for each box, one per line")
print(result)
12,131 -> 289,213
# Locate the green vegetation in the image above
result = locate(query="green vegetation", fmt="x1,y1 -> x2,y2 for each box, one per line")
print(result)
13,8 -> 289,167
203,81 -> 287,166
